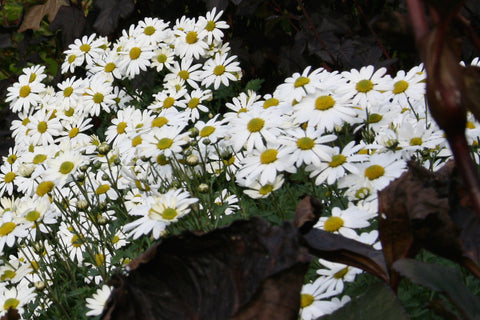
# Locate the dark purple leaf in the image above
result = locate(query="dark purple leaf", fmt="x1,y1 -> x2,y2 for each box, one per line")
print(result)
93,0 -> 135,35
102,217 -> 311,320
49,6 -> 86,47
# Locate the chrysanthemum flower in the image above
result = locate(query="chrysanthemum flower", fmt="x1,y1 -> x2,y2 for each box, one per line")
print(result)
85,285 -> 112,316
198,8 -> 229,44
341,65 -> 390,108
6,74 -> 45,113
315,206 -> 374,239
201,53 -> 241,89
174,18 -> 209,59
123,189 -> 198,239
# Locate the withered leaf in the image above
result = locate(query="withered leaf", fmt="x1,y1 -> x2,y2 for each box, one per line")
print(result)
301,229 -> 388,282
18,0 -> 69,33
379,160 -> 480,281
0,308 -> 20,320
102,217 -> 311,320
292,196 -> 323,234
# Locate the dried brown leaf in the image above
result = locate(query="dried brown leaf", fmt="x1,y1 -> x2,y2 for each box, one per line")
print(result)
18,0 -> 69,32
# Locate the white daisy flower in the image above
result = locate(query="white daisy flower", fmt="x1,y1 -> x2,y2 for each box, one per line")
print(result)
0,281 -> 36,318
201,53 -> 241,89
198,8 -> 229,44
164,57 -> 203,89
150,45 -> 175,72
117,38 -> 155,79
274,66 -> 326,103
299,276 -> 348,320
283,126 -> 337,167
83,75 -> 116,116
85,285 -> 112,316
316,259 -> 363,295
341,65 -> 390,108
236,143 -> 296,185
307,140 -> 368,185
174,18 -> 209,59
123,189 -> 198,239
6,74 -> 45,113
26,108 -> 63,146
293,90 -> 359,133
315,206 -> 375,239
239,174 -> 285,199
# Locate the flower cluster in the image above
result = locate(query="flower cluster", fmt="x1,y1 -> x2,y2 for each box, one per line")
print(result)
2,7 -> 480,320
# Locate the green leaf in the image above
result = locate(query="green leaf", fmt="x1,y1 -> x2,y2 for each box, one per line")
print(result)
393,258 -> 480,320
245,78 -> 264,92
317,282 -> 408,320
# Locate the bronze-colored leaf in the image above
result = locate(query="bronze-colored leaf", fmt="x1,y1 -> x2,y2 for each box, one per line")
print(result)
0,308 -> 20,320
292,196 -> 323,234
379,160 -> 480,280
102,217 -> 311,320
301,229 -> 388,282
18,0 -> 69,33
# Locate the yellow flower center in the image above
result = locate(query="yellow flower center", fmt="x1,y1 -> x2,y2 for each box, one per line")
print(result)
157,138 -> 173,150
59,161 -> 74,175
68,54 -> 76,63
4,172 -> 15,183
410,137 -> 423,146
26,210 -> 41,222
71,234 -> 83,247
315,96 -> 335,111
163,97 -> 175,108
7,155 -> 16,164
1,270 -> 15,281
104,62 -> 116,73
356,79 -> 374,93
294,76 -> 310,88
69,127 -> 79,138
63,86 -> 73,97
157,54 -> 167,63
19,85 -> 31,98
178,70 -> 189,80
144,26 -> 156,35
22,117 -> 30,126
355,187 -> 370,199
185,31 -> 198,44
33,154 -> 47,164
368,113 -> 383,124
129,47 -> 142,60
37,121 -> 48,133
247,118 -> 265,132
206,21 -> 216,31
0,222 -> 16,236
259,184 -> 274,195
467,121 -> 476,129
3,298 -> 19,311
161,207 -> 178,220
132,135 -> 142,147
29,73 -> 37,82
296,137 -> 315,150
324,216 -> 344,232
117,121 -> 127,134
364,164 -> 385,180
213,65 -> 225,76
329,154 -> 346,167
260,149 -> 278,164
36,181 -> 54,196
65,107 -> 74,117
300,293 -> 314,308
95,184 -> 110,195
93,92 -> 104,104
188,97 -> 200,109
393,80 -> 409,94
152,116 -> 168,128
200,126 -> 215,137
263,98 -> 279,109
333,267 -> 349,279
80,43 -> 91,53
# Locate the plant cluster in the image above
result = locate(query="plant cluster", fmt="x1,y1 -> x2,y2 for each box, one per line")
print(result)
0,6 -> 479,320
